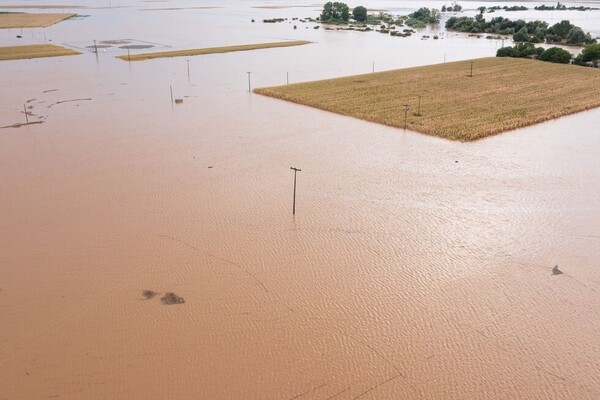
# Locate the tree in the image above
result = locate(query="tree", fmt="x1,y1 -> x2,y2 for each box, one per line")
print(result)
477,6 -> 486,14
566,27 -> 586,44
513,26 -> 529,42
574,43 -> 600,65
320,2 -> 350,22
582,43 -> 600,61
548,20 -> 574,38
539,47 -> 572,63
408,7 -> 441,24
352,5 -> 367,22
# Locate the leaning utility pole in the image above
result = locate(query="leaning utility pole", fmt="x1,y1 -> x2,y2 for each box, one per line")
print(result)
290,167 -> 301,215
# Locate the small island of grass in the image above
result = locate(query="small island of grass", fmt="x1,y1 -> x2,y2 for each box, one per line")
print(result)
0,12 -> 75,28
254,57 -> 600,141
0,44 -> 80,61
116,40 -> 311,61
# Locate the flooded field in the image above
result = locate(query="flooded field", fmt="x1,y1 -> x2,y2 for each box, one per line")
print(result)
1,0 -> 599,399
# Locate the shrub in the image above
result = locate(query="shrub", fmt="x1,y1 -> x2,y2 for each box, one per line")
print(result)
539,47 -> 572,63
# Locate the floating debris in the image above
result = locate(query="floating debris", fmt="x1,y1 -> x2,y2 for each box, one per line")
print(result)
552,265 -> 563,275
160,292 -> 185,305
142,290 -> 159,299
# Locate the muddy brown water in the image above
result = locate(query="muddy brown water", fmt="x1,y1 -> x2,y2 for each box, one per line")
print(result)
1,0 -> 600,399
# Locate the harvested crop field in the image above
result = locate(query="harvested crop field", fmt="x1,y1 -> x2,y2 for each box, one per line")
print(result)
255,57 -> 600,141
0,44 -> 80,60
0,12 -> 75,28
116,40 -> 311,61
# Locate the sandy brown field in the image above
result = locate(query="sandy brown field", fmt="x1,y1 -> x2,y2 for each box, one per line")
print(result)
0,44 -> 80,60
116,40 -> 311,61
0,5 -> 85,9
0,13 -> 75,28
255,57 -> 600,141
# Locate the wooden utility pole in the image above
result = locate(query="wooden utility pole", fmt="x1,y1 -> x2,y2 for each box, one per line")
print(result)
403,104 -> 410,130
290,167 -> 301,215
23,104 -> 28,123
469,61 -> 473,77
187,59 -> 190,79
170,85 -> 174,103
247,71 -> 252,92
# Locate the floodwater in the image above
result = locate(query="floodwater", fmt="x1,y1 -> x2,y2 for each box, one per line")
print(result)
1,0 -> 600,399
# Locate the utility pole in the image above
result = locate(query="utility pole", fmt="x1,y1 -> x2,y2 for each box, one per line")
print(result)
416,95 -> 421,116
287,71 -> 289,85
372,60 -> 375,74
186,59 -> 190,79
23,104 -> 28,123
290,167 -> 301,215
402,104 -> 410,130
469,61 -> 473,77
247,71 -> 252,92
170,85 -> 174,104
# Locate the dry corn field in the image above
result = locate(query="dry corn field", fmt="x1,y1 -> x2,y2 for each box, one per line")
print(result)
0,44 -> 80,61
0,13 -> 75,28
117,40 -> 311,61
255,57 -> 600,141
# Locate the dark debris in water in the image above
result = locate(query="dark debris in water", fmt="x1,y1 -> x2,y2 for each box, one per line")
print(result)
142,290 -> 159,299
160,292 -> 185,305
552,265 -> 563,275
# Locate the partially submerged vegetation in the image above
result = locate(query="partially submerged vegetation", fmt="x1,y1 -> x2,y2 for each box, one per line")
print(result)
479,3 -> 599,12
0,12 -> 75,28
255,57 -> 600,141
535,2 -> 599,11
316,2 -> 441,37
498,42 -> 600,66
0,44 -> 80,61
116,40 -> 311,61
446,15 -> 596,46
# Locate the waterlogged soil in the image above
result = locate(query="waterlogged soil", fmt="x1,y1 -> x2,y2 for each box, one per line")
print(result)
1,0 -> 599,399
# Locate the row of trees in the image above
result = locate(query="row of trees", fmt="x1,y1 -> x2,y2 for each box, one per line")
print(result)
497,43 -> 572,63
319,3 -> 440,26
406,8 -> 441,26
497,42 -> 600,65
446,16 -> 596,46
441,3 -> 462,12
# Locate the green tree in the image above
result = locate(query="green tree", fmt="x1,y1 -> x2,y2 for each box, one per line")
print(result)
539,47 -> 572,63
574,43 -> 600,65
320,2 -> 350,22
582,43 -> 600,61
566,27 -> 586,44
548,20 -> 574,38
513,26 -> 529,42
352,5 -> 367,22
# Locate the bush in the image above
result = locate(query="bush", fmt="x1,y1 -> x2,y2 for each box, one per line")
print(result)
539,47 -> 572,63
352,5 -> 367,22
497,46 -> 520,57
